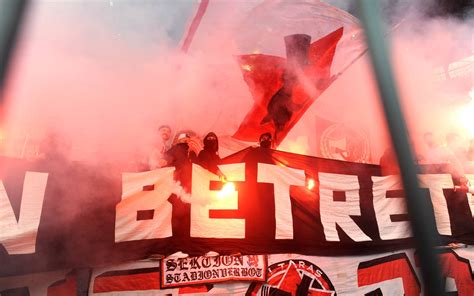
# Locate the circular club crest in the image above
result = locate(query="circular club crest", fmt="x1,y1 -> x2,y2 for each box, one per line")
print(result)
247,259 -> 336,295
320,123 -> 370,163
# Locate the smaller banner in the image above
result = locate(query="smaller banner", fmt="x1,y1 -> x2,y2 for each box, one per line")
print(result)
161,254 -> 266,288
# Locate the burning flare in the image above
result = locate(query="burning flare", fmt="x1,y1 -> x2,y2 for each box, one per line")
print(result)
307,178 -> 315,190
217,182 -> 235,199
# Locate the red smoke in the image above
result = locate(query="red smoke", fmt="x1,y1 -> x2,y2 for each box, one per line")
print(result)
1,0 -> 472,167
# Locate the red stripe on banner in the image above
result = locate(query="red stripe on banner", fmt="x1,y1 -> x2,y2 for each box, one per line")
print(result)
308,291 -> 334,296
178,284 -> 213,294
93,270 -> 160,293
181,0 -> 210,53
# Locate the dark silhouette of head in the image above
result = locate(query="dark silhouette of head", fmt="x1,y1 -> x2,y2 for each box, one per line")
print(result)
203,132 -> 218,153
259,132 -> 273,148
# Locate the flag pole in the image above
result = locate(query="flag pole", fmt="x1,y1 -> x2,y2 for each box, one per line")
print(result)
181,0 -> 209,53
357,1 -> 445,294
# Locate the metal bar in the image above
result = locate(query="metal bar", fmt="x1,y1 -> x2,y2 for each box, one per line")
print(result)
357,1 -> 445,295
0,0 -> 29,102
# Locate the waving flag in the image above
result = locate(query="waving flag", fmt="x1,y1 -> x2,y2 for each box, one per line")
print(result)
233,27 -> 343,146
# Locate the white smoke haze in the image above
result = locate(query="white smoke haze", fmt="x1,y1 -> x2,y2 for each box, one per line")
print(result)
1,0 -> 472,167
391,17 -> 473,154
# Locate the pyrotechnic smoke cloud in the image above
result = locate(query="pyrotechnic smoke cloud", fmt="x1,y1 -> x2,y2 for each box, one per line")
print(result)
2,0 -> 257,165
1,0 -> 472,166
0,0 -> 472,274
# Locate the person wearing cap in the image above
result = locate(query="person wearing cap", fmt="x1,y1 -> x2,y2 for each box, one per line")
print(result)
148,125 -> 172,169
197,132 -> 226,181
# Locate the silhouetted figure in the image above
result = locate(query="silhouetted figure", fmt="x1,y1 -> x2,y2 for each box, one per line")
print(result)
259,132 -> 273,149
197,132 -> 226,180
163,133 -> 197,190
261,34 -> 311,143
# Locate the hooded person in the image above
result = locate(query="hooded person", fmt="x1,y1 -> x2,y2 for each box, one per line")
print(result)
259,132 -> 273,149
197,132 -> 226,181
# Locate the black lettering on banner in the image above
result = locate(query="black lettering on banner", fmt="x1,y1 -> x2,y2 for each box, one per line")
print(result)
173,273 -> 181,282
234,268 -> 240,277
182,272 -> 190,282
190,257 -> 200,269
221,268 -> 227,277
166,260 -> 177,272
212,256 -> 221,267
204,270 -> 212,279
212,270 -> 219,278
202,257 -> 211,268
166,274 -> 173,284
228,268 -> 233,276
241,268 -> 248,276
198,271 -> 203,280
178,258 -> 189,270
223,256 -> 233,266
235,256 -> 244,266
254,268 -> 260,277
190,271 -> 197,280
248,268 -> 255,277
